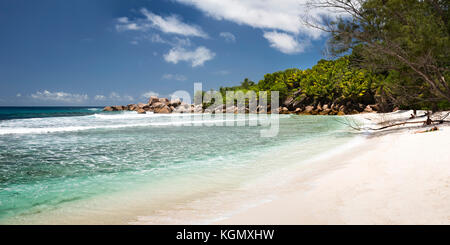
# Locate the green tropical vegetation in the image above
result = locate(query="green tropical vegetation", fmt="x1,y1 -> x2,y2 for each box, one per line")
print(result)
214,0 -> 449,114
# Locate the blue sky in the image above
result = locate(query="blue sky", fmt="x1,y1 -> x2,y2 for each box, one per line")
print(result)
0,0 -> 335,106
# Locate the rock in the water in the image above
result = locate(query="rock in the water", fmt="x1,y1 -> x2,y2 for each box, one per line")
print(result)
136,108 -> 146,114
127,104 -> 137,111
316,103 -> 322,111
294,108 -> 302,114
304,105 -> 314,113
320,109 -> 332,115
169,99 -> 181,107
154,105 -> 172,113
173,103 -> 190,113
151,102 -> 165,109
103,106 -> 113,111
112,105 -> 124,111
148,96 -> 159,105
143,105 -> 151,111
159,98 -> 170,105
337,111 -> 345,116
329,110 -> 338,115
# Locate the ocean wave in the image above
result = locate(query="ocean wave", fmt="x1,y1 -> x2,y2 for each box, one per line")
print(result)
0,118 -> 263,135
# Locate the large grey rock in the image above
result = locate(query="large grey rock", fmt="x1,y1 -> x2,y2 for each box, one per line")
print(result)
143,105 -> 151,111
316,103 -> 322,111
320,109 -> 332,115
169,99 -> 181,107
304,105 -> 314,113
159,98 -> 170,106
103,106 -> 113,111
154,105 -> 172,114
173,104 -> 190,113
148,96 -> 159,105
127,104 -> 137,111
112,105 -> 124,111
151,102 -> 165,109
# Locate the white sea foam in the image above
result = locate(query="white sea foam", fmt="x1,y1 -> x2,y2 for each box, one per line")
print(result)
92,112 -> 200,119
0,117 -> 263,135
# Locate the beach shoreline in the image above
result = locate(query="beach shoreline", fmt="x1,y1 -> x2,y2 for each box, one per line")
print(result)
1,110 -> 449,225
214,110 -> 450,225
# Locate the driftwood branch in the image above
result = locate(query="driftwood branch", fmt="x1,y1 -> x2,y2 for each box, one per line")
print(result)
335,112 -> 450,131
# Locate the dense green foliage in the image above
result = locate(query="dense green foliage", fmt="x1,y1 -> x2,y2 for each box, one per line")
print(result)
327,0 -> 449,110
217,0 -> 449,111
218,56 -> 383,109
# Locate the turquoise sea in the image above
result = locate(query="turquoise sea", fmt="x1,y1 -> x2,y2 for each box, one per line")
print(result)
0,106 -> 359,224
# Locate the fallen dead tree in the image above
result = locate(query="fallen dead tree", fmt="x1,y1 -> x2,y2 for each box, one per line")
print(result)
335,112 -> 450,131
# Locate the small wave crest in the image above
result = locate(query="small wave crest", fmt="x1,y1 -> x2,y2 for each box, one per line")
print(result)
0,118 -> 262,135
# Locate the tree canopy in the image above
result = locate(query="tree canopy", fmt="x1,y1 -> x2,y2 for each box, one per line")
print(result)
216,0 -> 449,112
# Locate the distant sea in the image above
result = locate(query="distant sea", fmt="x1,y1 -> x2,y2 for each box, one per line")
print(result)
0,106 -> 359,224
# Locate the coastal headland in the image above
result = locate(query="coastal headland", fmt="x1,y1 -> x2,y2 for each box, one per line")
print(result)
103,94 -> 381,116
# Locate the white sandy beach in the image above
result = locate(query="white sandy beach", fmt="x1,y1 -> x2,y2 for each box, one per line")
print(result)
216,111 -> 450,225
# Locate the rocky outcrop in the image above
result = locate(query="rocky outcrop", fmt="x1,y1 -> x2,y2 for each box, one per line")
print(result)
103,106 -> 114,111
154,105 -> 171,114
148,96 -> 159,105
103,94 -> 382,116
159,98 -> 170,106
170,99 -> 181,107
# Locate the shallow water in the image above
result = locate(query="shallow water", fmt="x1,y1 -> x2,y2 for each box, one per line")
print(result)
0,107 -> 357,224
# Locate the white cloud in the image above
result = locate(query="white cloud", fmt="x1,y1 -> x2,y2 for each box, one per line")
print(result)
219,32 -> 236,42
148,33 -> 167,43
175,0 -> 328,38
164,46 -> 215,67
174,0 -> 339,53
263,31 -> 308,54
108,92 -> 134,102
117,17 -> 129,24
16,93 -> 22,97
30,90 -> 88,103
94,95 -> 106,101
141,91 -> 159,99
162,74 -> 187,81
116,8 -> 208,38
